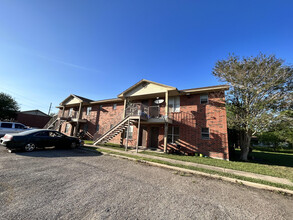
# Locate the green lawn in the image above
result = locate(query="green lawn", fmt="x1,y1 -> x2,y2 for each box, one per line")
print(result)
83,140 -> 94,145
83,146 -> 293,191
140,150 -> 293,183
86,143 -> 293,183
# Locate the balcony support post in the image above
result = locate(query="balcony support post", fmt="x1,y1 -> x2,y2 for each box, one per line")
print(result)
125,118 -> 130,151
123,98 -> 127,118
75,102 -> 83,137
164,91 -> 169,153
136,117 -> 141,153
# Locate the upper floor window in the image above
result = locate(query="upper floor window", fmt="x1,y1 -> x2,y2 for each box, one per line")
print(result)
113,104 -> 117,110
200,94 -> 208,104
86,107 -> 92,115
169,96 -> 180,112
69,108 -> 73,117
201,127 -> 210,140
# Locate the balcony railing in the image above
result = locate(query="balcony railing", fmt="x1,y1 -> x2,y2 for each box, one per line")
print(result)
125,103 -> 164,119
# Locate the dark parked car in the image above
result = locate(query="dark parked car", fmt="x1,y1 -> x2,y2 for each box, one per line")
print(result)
0,129 -> 81,152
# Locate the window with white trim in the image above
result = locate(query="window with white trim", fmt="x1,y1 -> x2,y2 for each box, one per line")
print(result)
200,94 -> 208,104
65,124 -> 70,133
167,126 -> 179,143
201,127 -> 210,139
168,96 -> 180,112
124,125 -> 133,139
86,106 -> 92,115
69,108 -> 73,117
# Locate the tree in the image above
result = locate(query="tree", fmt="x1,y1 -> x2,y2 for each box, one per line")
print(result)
213,53 -> 293,161
268,110 -> 293,148
0,92 -> 20,120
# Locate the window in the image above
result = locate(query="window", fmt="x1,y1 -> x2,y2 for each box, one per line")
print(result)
1,123 -> 12,128
35,131 -> 49,137
69,108 -> 73,117
15,124 -> 25,129
96,124 -> 99,132
65,124 -> 70,133
201,128 -> 210,139
167,126 -> 179,143
100,105 -> 103,109
51,131 -> 64,137
113,104 -> 117,110
124,125 -> 133,139
110,124 -> 113,129
168,96 -> 180,112
86,107 -> 92,115
200,94 -> 208,104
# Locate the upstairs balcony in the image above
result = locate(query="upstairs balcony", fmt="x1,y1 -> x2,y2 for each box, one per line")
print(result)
125,103 -> 172,124
60,111 -> 87,123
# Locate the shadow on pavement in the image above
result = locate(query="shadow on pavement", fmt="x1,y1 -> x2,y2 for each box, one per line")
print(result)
12,147 -> 102,158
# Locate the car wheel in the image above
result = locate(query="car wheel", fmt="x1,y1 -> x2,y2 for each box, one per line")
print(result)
70,142 -> 77,149
24,143 -> 36,152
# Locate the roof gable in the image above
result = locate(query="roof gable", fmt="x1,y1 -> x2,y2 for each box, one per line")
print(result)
60,94 -> 93,106
118,79 -> 177,98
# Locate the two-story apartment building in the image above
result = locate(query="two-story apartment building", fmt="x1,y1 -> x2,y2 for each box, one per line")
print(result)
47,79 -> 229,160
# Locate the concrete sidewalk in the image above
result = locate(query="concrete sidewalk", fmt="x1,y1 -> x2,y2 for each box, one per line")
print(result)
86,145 -> 293,187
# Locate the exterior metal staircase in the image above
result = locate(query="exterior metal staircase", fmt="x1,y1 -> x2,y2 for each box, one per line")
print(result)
93,115 -> 139,145
44,115 -> 59,129
43,114 -> 65,131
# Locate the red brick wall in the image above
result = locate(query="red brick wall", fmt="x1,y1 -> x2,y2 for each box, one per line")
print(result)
171,91 -> 229,160
94,102 -> 124,144
17,113 -> 51,128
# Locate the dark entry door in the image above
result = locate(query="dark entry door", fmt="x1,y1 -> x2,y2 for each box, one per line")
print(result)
150,127 -> 159,148
138,126 -> 147,146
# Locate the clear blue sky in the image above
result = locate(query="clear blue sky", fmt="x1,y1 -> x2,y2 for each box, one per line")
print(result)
0,0 -> 292,114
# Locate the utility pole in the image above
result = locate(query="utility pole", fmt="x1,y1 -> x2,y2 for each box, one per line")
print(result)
48,102 -> 52,115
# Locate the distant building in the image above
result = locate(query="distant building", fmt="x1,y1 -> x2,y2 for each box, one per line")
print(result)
17,110 -> 51,128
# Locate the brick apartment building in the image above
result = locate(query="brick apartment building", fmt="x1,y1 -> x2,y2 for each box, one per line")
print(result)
47,80 -> 229,160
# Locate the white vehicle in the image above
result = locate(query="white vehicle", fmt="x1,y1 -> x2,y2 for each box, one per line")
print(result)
0,122 -> 30,137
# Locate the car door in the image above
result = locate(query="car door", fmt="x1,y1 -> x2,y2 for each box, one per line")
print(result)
33,131 -> 51,148
50,131 -> 69,147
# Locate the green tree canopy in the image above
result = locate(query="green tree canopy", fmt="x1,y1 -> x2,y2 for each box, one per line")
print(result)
213,53 -> 293,160
0,92 -> 20,120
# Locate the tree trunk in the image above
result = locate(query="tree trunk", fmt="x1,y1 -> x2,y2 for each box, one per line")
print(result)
239,131 -> 252,161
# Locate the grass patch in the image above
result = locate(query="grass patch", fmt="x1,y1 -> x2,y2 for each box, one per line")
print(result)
252,146 -> 293,154
83,140 -> 94,145
82,146 -> 293,191
140,150 -> 293,183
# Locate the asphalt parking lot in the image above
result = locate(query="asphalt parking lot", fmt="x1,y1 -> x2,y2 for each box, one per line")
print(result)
0,147 -> 292,220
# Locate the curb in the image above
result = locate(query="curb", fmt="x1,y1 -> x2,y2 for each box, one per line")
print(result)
79,147 -> 293,196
